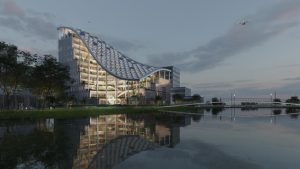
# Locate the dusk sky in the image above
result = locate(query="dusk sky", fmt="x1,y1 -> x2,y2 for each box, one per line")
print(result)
1,0 -> 300,99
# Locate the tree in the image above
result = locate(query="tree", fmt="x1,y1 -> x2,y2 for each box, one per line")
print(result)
30,55 -> 72,108
273,98 -> 281,102
172,94 -> 183,104
0,42 -> 36,109
211,107 -> 224,115
154,95 -> 162,105
211,97 -> 224,106
0,42 -> 19,109
272,109 -> 282,115
211,97 -> 219,105
192,94 -> 202,102
286,108 -> 300,119
286,96 -> 300,104
211,97 -> 219,103
273,98 -> 281,103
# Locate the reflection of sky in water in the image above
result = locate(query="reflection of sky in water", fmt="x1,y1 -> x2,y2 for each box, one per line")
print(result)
115,109 -> 300,169
114,140 -> 262,169
1,110 -> 300,169
0,114 -> 180,169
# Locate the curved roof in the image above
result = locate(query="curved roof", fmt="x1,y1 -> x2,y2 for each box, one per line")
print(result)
59,27 -> 170,81
88,136 -> 158,169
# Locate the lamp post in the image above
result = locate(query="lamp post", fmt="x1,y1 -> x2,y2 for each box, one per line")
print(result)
270,93 -> 273,104
233,93 -> 236,118
230,93 -> 233,106
233,93 -> 236,107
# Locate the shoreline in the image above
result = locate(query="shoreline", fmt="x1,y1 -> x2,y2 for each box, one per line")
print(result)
197,105 -> 300,109
0,105 -> 299,120
0,106 -> 159,120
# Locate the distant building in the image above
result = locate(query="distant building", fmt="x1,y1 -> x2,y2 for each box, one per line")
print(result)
170,87 -> 191,97
170,87 -> 191,104
58,27 -> 171,105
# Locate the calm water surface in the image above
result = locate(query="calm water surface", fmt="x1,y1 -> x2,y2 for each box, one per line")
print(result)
1,108 -> 300,169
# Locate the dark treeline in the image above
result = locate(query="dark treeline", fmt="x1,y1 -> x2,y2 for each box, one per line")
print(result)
172,94 -> 202,104
0,41 -> 72,109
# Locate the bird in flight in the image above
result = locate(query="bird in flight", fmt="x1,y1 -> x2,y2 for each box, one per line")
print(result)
239,20 -> 248,26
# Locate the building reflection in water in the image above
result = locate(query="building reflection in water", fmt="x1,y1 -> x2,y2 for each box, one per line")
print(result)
0,113 -> 191,169
3,109 -> 297,169
72,114 -> 188,169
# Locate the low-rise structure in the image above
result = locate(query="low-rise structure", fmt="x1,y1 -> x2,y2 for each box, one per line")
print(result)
170,87 -> 192,104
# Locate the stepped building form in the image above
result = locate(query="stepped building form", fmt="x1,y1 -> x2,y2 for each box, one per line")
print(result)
58,27 -> 171,104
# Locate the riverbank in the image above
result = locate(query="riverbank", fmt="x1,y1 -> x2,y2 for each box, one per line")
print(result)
0,106 -> 159,119
1,105 -> 299,119
198,105 -> 300,109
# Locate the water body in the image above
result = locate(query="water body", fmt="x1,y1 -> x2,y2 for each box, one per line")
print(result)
1,108 -> 300,169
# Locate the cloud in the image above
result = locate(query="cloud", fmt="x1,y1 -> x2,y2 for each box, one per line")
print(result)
184,79 -> 287,98
103,36 -> 145,52
189,79 -> 300,100
186,82 -> 234,90
283,77 -> 300,81
0,0 -> 57,41
183,80 -> 253,91
277,63 -> 300,68
273,81 -> 300,95
148,0 -> 300,72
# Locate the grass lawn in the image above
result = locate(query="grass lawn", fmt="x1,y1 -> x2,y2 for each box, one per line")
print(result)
0,106 -> 161,119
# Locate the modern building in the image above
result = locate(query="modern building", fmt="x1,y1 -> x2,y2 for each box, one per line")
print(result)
163,66 -> 181,104
164,66 -> 195,104
58,27 -> 171,105
164,66 -> 180,88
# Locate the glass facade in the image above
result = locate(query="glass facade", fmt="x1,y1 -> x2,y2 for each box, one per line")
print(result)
164,66 -> 180,88
58,27 -> 171,104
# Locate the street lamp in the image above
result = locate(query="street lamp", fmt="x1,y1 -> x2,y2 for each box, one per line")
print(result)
230,93 -> 233,106
233,93 -> 236,107
270,93 -> 273,104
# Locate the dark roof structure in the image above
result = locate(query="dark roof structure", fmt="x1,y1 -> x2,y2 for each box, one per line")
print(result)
59,27 -> 170,80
